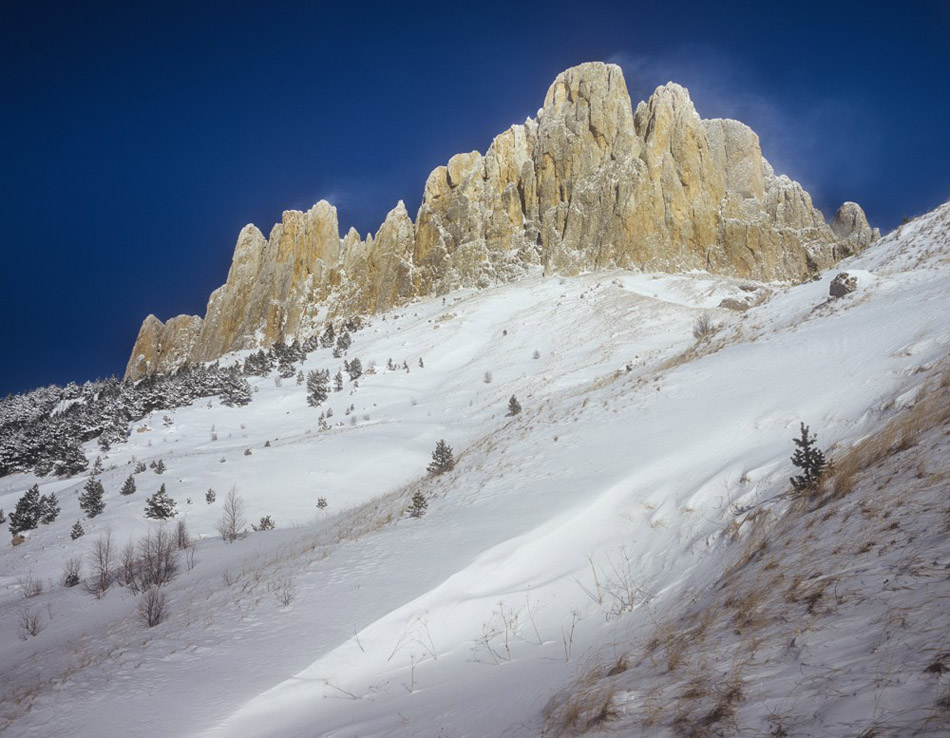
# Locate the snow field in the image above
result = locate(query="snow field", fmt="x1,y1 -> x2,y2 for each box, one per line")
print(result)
0,202 -> 948,737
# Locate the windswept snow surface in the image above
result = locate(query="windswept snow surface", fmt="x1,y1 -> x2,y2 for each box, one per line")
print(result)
1,203 -> 948,738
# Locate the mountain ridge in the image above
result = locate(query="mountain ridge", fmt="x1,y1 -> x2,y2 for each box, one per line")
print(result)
125,61 -> 877,381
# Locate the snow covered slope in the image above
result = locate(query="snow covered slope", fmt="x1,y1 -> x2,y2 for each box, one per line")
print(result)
1,203 -> 948,738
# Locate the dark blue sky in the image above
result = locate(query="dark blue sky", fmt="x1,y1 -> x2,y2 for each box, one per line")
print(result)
2,1 -> 948,396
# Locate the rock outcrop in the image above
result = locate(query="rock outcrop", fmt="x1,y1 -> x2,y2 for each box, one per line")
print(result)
831,201 -> 880,258
829,272 -> 859,298
125,61 -> 874,380
126,314 -> 203,380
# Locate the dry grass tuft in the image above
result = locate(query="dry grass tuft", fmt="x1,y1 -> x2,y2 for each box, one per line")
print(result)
542,658 -> 622,736
825,364 -> 950,503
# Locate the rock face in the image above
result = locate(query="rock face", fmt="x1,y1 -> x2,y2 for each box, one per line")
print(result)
125,61 -> 874,380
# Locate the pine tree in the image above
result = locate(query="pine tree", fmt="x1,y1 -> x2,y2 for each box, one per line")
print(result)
9,484 -> 42,535
507,395 -> 522,416
144,484 -> 178,520
306,369 -> 330,407
334,371 -> 343,391
39,492 -> 60,524
205,488 -> 216,504
220,370 -> 252,407
278,357 -> 297,379
347,358 -> 363,381
91,455 -> 104,475
302,333 -> 320,353
120,475 -> 136,496
0,509 -> 5,524
52,440 -> 88,477
427,440 -> 455,475
336,331 -> 351,353
790,422 -> 827,493
154,459 -> 166,475
320,323 -> 336,348
79,478 -> 106,518
70,520 -> 84,540
409,490 -> 428,518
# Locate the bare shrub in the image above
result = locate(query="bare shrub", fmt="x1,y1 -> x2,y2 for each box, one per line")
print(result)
18,608 -> 43,639
62,557 -> 82,588
18,576 -> 43,598
175,518 -> 190,549
215,488 -> 247,543
138,586 -> 167,627
474,601 -> 523,664
87,532 -> 114,598
119,539 -> 140,593
562,609 -> 581,662
576,549 -> 647,620
272,576 -> 296,607
138,526 -> 178,588
185,541 -> 198,571
692,312 -> 718,341
118,527 -> 178,592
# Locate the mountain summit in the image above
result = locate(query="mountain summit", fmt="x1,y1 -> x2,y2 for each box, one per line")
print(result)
125,62 -> 876,380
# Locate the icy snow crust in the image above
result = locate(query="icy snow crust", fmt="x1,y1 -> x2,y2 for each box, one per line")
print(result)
1,203 -> 948,737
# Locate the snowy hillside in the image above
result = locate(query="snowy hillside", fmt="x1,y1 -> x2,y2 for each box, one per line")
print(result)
1,203 -> 948,738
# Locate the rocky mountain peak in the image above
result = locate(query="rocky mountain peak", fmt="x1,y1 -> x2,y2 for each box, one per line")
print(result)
124,62 -> 875,381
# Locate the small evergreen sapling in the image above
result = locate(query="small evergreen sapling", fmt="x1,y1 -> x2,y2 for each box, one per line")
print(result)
144,484 -> 177,520
427,440 -> 455,475
79,478 -> 106,518
409,491 -> 427,518
120,475 -> 136,496
790,422 -> 827,494
205,488 -> 216,504
507,395 -> 522,416
153,459 -> 166,475
251,515 -> 275,531
71,520 -> 84,540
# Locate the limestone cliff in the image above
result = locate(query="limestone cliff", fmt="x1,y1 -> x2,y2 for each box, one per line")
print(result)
125,61 -> 874,380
